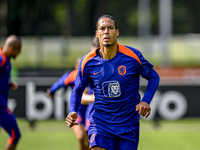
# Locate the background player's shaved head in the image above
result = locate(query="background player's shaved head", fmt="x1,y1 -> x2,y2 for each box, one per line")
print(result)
5,35 -> 21,46
3,35 -> 22,59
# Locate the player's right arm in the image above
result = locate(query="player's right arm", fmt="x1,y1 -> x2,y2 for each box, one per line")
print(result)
66,112 -> 78,127
66,57 -> 90,127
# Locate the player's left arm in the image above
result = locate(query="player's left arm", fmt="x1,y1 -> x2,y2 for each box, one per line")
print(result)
136,101 -> 151,118
81,93 -> 95,105
136,64 -> 160,118
136,67 -> 160,118
81,87 -> 95,104
141,66 -> 160,103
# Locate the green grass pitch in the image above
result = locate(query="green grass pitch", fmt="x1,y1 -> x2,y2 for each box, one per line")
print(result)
0,118 -> 200,150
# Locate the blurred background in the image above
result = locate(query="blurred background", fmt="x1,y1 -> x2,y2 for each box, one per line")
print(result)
0,0 -> 200,150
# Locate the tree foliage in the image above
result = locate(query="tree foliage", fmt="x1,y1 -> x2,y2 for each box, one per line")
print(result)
0,0 -> 199,36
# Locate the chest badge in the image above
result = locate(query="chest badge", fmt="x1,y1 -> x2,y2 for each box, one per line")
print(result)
118,65 -> 126,76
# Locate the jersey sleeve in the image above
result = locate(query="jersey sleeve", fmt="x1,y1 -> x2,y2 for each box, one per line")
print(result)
49,73 -> 70,94
124,45 -> 154,78
113,44 -> 157,104
88,82 -> 94,94
0,48 -> 7,68
140,68 -> 160,104
136,52 -> 154,78
0,54 -> 5,68
136,51 -> 160,104
69,57 -> 90,113
0,55 -> 3,67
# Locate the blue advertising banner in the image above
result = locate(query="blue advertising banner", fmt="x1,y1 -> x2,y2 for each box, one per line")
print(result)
8,80 -> 200,121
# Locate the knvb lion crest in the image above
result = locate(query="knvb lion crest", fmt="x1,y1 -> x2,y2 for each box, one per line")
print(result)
102,81 -> 121,98
118,65 -> 126,76
108,82 -> 120,97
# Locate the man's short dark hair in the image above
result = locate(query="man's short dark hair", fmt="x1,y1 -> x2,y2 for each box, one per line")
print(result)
96,15 -> 118,30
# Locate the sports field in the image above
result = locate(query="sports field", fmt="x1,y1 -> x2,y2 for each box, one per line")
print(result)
0,118 -> 200,150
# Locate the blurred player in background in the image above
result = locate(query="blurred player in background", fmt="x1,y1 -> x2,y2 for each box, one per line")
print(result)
0,35 -> 22,150
47,37 -> 99,150
66,15 -> 160,150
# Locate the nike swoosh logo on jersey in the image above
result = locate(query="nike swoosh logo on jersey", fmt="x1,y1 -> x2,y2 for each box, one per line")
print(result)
93,71 -> 101,75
